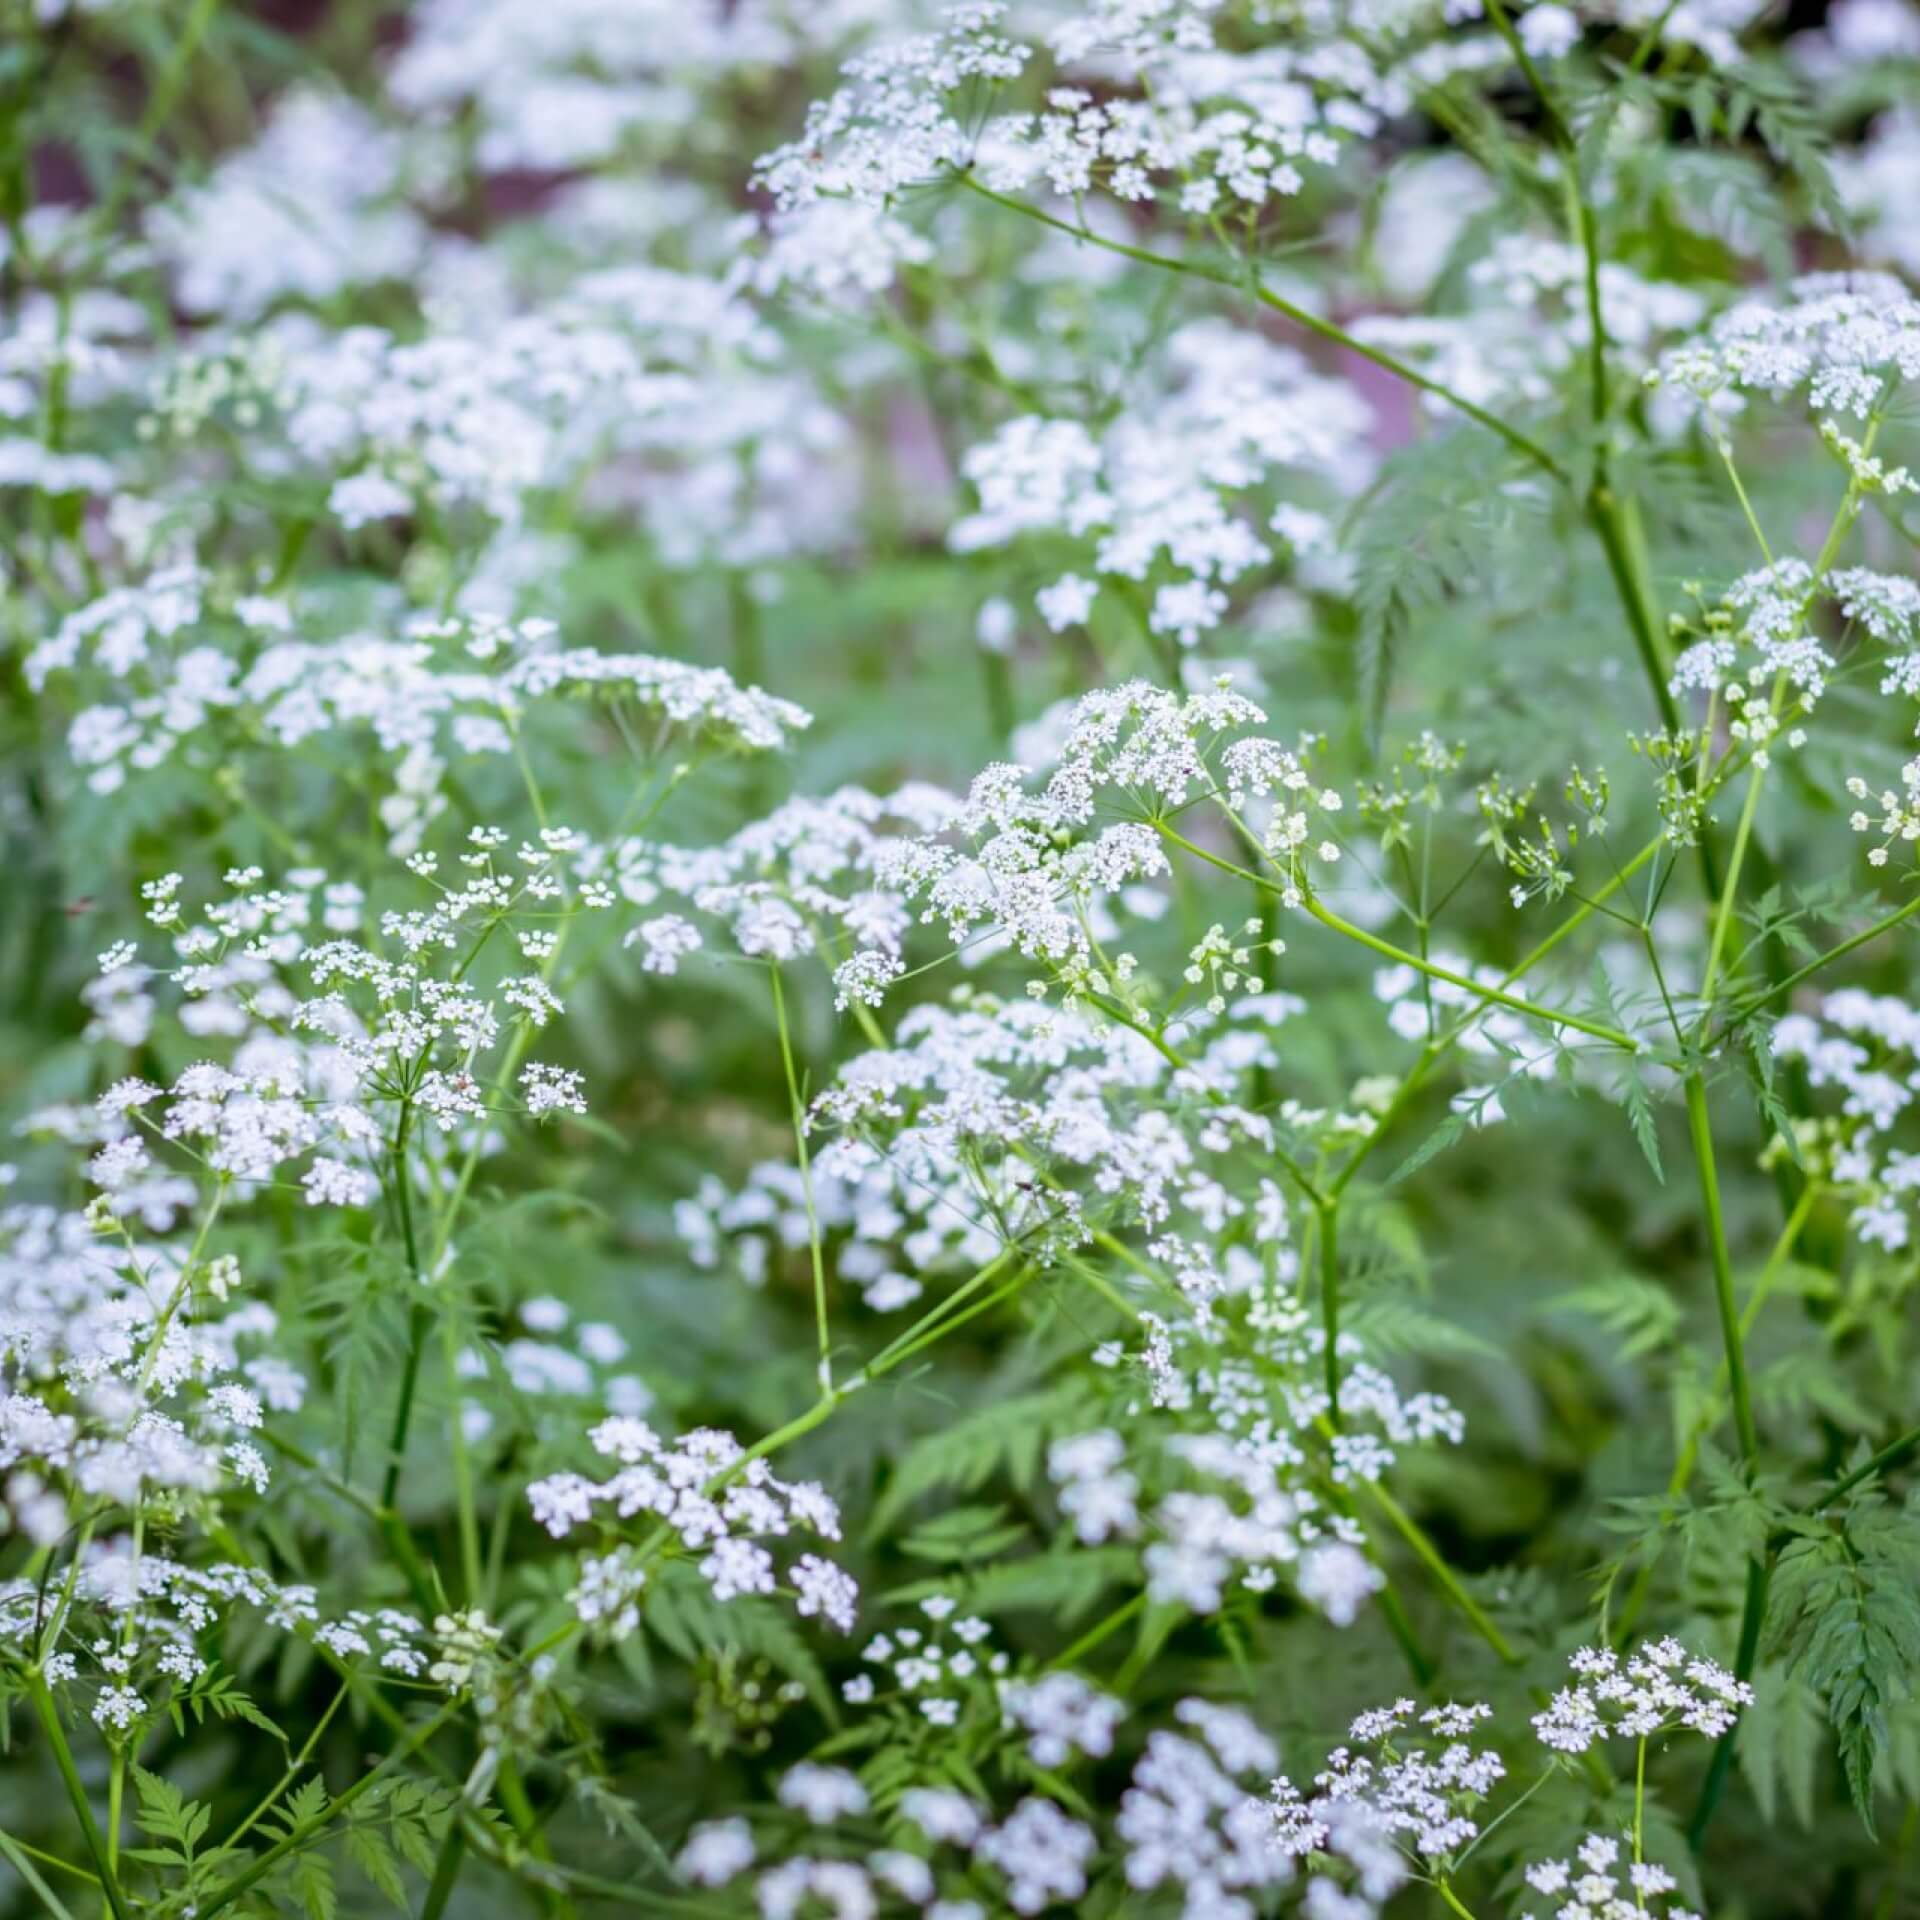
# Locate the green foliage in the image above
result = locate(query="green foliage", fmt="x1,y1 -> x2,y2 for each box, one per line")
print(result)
866,1382 -> 1095,1537
1770,1491 -> 1920,1832
5,3 -> 1920,1917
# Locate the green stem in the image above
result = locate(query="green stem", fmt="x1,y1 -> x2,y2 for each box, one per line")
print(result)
1683,1067 -> 1807,1846
85,0 -> 221,242
380,1101 -> 428,1512
223,1683 -> 351,1850
1453,1765 -> 1553,1868
1307,892 -> 1639,1050
1048,1593 -> 1147,1671
1701,762 -> 1767,1004
1374,1580 -> 1436,1687
442,1307 -> 484,1601
494,1757 -> 576,1920
1350,1473 -> 1520,1664
1813,1424 -> 1920,1516
1330,834 -> 1668,1200
420,1821 -> 468,1920
27,1678 -> 130,1920
770,965 -> 833,1394
195,1702 -> 463,1919
0,1830 -> 78,1920
1720,891 -> 1920,1028
1687,1555 -> 1767,1848
1317,1201 -> 1342,1427
1590,487 -> 1681,733
956,174 -> 1569,483
1633,1736 -> 1648,1906
1682,1075 -> 1759,1467
1157,824 -> 1639,1048
1613,1180 -> 1818,1645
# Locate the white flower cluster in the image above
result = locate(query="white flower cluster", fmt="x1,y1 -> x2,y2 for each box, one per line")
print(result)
0,1555 -> 429,1737
680,1690 -> 1304,1920
1049,1414 -> 1403,1627
1269,1698 -> 1503,1869
1664,559 -> 1831,767
1000,1669 -> 1126,1765
1269,1662 -> 1740,1914
950,321 -> 1371,649
841,1595 -> 1008,1725
1530,1638 -> 1754,1753
757,1 -> 1344,236
615,782 -> 956,1000
148,87 -> 426,319
1652,270 -> 1920,423
1773,990 -> 1920,1252
1520,1832 -> 1704,1920
526,1415 -> 856,1638
866,682 -> 1335,987
29,591 -> 808,820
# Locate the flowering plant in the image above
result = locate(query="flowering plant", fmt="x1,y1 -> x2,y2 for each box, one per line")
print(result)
3,0 -> 1920,1915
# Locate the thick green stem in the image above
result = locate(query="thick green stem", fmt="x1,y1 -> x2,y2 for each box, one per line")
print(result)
1317,1201 -> 1342,1427
1688,1555 -> 1768,1848
1633,1737 -> 1648,1906
1682,1069 -> 1765,1852
27,1679 -> 130,1920
1682,1075 -> 1759,1467
420,1821 -> 468,1920
380,1101 -> 427,1512
1614,1180 -> 1818,1646
1590,487 -> 1681,734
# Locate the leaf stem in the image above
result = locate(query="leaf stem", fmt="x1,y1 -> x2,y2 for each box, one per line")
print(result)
1305,892 -> 1640,1050
0,1830 -> 78,1920
1348,1472 -> 1520,1665
222,1681 -> 351,1851
1155,823 -> 1639,1049
1719,890 -> 1920,1029
955,173 -> 1569,483
195,1701 -> 463,1919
